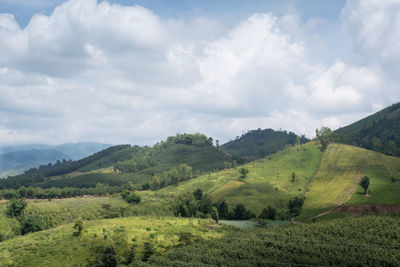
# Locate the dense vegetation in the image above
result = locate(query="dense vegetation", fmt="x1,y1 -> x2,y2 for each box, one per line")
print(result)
0,134 -> 242,190
221,128 -> 308,160
335,102 -> 400,157
143,216 -> 400,266
0,145 -> 130,189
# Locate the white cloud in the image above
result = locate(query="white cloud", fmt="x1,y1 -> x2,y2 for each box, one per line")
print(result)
342,0 -> 400,77
0,0 -> 398,146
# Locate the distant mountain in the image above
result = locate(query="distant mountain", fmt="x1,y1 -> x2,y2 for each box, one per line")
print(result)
0,142 -> 111,177
334,102 -> 400,157
221,128 -> 308,160
0,142 -> 111,160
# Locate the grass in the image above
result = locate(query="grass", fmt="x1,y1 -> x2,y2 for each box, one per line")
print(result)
217,143 -> 322,215
149,143 -> 323,216
301,144 -> 400,219
347,154 -> 400,204
0,195 -> 174,241
210,180 -> 244,202
0,216 -> 227,266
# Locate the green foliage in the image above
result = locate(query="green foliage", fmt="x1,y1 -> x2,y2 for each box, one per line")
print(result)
174,193 -> 198,217
258,206 -> 276,220
233,204 -> 255,220
315,127 -> 333,151
359,176 -> 370,194
221,128 -> 308,160
193,188 -> 203,200
1,133 -> 241,191
165,133 -> 213,146
101,246 -> 117,267
335,102 -> 400,157
19,214 -> 44,235
73,219 -> 83,236
217,201 -> 229,219
210,207 -> 219,223
288,196 -> 304,217
0,145 -> 130,189
121,191 -> 141,204
145,216 -> 400,266
6,198 -> 27,218
141,242 -> 154,262
239,168 -> 249,178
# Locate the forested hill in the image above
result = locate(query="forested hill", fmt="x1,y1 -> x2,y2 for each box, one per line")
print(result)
0,145 -> 130,189
334,102 -> 400,157
0,134 -> 243,189
221,128 -> 308,160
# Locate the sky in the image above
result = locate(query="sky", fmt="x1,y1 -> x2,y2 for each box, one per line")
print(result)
0,0 -> 399,146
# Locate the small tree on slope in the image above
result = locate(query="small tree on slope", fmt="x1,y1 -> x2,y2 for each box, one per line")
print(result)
359,176 -> 370,195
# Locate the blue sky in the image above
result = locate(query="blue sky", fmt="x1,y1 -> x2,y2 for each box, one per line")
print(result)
0,0 -> 399,146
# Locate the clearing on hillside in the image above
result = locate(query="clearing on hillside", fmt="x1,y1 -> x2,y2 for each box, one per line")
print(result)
302,143 -> 400,219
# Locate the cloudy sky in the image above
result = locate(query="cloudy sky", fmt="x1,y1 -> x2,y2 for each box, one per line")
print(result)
0,0 -> 399,146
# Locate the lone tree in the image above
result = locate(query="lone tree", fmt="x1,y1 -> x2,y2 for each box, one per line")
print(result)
291,172 -> 296,182
359,176 -> 370,195
315,127 -> 333,152
239,168 -> 249,178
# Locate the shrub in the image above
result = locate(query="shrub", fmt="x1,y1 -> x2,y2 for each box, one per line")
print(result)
6,198 -> 27,218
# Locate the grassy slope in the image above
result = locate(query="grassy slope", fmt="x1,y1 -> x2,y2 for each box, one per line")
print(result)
0,195 -> 174,241
151,143 -> 323,216
302,144 -> 400,219
151,142 -> 400,219
0,217 -> 225,266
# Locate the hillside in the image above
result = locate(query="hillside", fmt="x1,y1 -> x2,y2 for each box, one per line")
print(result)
335,102 -> 400,157
221,128 -> 308,160
302,144 -> 400,219
150,142 -> 400,219
0,134 -> 242,189
0,216 -> 225,266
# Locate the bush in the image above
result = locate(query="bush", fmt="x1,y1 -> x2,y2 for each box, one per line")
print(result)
73,219 -> 83,236
20,215 -> 44,235
102,246 -> 117,267
6,198 -> 27,218
121,191 -> 141,204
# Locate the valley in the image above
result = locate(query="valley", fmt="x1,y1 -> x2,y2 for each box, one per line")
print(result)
0,106 -> 399,266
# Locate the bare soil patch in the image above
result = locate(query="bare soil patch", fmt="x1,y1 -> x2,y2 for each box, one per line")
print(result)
331,204 -> 400,216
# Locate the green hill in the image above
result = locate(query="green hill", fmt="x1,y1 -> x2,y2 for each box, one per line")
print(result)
221,128 -> 308,160
150,142 -> 400,219
302,143 -> 400,218
0,134 -> 242,189
335,102 -> 400,157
